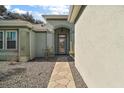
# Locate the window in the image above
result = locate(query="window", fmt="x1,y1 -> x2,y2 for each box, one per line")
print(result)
0,32 -> 3,49
7,31 -> 17,49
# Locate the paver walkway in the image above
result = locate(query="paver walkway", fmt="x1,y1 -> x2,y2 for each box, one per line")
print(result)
48,56 -> 76,88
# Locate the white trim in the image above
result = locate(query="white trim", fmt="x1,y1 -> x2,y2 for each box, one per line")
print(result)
6,30 -> 17,50
68,5 -> 82,23
0,31 -> 4,50
42,15 -> 68,20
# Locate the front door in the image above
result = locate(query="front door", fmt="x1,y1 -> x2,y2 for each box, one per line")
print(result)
58,35 -> 67,54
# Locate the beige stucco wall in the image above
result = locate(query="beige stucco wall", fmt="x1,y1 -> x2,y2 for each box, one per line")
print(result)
19,28 -> 30,62
47,20 -> 74,30
75,5 -> 124,87
47,32 -> 55,56
35,32 -> 55,57
35,32 -> 47,57
30,31 -> 36,59
0,51 -> 18,61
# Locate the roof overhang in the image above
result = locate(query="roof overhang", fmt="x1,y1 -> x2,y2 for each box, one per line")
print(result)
0,20 -> 51,32
0,20 -> 32,28
32,24 -> 48,32
68,5 -> 86,23
42,15 -> 68,20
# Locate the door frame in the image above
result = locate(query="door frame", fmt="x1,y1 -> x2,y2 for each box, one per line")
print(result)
54,27 -> 70,55
58,34 -> 67,55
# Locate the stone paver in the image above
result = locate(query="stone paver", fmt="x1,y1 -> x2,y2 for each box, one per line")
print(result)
48,56 -> 76,88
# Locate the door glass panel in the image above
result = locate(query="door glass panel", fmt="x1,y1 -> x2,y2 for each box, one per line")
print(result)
59,35 -> 66,54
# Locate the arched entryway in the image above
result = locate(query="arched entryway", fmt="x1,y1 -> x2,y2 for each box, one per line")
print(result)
54,27 -> 70,55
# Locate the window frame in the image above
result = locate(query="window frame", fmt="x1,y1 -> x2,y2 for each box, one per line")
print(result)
0,31 -> 4,50
6,31 -> 17,50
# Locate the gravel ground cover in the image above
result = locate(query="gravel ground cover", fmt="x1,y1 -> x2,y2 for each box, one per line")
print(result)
0,61 -> 56,88
0,56 -> 87,88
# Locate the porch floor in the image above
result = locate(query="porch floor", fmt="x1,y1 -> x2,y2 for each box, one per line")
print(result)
0,56 -> 87,88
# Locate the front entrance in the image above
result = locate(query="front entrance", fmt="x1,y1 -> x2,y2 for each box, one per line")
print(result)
55,27 -> 70,55
58,34 -> 67,54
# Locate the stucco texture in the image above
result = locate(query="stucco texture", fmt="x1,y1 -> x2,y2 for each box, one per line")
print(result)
19,28 -> 30,62
35,32 -> 47,57
75,5 -> 124,87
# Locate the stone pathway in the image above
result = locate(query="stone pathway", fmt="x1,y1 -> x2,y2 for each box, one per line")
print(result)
48,56 -> 76,88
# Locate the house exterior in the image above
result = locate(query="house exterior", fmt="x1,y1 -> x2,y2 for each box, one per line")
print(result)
68,5 -> 124,87
0,15 -> 74,62
43,15 -> 74,56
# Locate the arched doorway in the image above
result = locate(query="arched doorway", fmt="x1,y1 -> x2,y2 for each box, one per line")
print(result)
54,27 -> 70,55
